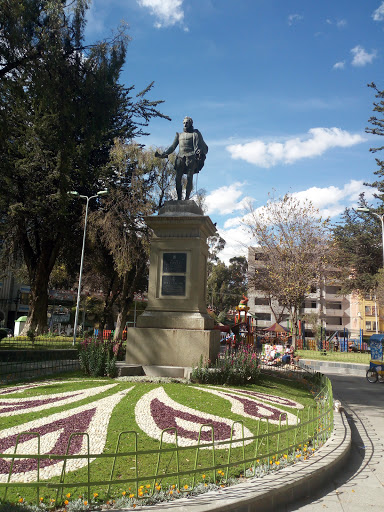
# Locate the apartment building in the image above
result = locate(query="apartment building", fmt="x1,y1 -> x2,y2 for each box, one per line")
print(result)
247,247 -> 352,336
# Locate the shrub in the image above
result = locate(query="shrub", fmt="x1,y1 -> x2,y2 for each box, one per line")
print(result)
0,328 -> 9,340
78,339 -> 125,377
191,345 -> 261,385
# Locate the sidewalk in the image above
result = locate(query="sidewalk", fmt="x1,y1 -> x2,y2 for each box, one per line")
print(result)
298,359 -> 367,377
286,372 -> 384,511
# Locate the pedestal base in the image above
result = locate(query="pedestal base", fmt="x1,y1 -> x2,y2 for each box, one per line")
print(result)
126,327 -> 220,367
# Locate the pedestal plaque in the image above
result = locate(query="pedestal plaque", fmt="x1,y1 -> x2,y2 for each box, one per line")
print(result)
161,275 -> 186,296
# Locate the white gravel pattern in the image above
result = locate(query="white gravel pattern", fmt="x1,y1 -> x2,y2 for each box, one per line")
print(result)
0,386 -> 134,483
0,383 -> 117,416
204,386 -> 305,409
135,387 -> 253,448
197,387 -> 300,425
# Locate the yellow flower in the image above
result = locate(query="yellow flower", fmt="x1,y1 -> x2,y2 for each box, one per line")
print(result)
204,483 -> 207,487
50,499 -> 55,503
184,485 -> 188,490
284,454 -> 288,459
66,494 -> 71,499
122,491 -> 126,496
202,474 -> 206,479
93,493 -> 98,498
146,484 -> 150,489
275,461 -> 280,465
18,498 -> 23,503
129,494 -> 134,498
169,490 -> 173,495
64,500 -> 69,505
39,498 -> 44,502
83,501 -> 88,506
156,485 -> 161,491
172,484 -> 176,489
138,491 -> 143,497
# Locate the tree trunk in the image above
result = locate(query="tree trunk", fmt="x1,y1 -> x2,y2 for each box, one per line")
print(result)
22,271 -> 49,335
290,307 -> 298,349
21,238 -> 60,335
113,261 -> 145,341
114,298 -> 133,340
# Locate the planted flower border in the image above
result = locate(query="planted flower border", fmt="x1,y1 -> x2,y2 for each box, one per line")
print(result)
0,371 -> 333,510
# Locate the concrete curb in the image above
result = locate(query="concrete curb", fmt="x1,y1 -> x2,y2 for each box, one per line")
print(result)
116,410 -> 351,512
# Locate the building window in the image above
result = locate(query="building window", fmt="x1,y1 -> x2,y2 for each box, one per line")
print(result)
366,321 -> 377,331
254,313 -> 271,321
365,305 -> 377,316
254,298 -> 269,306
327,302 -> 342,310
327,317 -> 342,325
326,286 -> 341,295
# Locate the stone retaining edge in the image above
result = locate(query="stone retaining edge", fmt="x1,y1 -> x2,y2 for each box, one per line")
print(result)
117,410 -> 351,512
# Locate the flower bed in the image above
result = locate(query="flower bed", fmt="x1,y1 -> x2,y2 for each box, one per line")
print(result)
0,372 -> 330,509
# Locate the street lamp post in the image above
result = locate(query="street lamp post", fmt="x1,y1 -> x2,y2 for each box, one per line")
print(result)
68,190 -> 108,344
356,207 -> 384,334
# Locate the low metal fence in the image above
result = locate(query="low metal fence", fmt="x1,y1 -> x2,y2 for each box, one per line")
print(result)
0,337 -> 79,350
0,349 -> 80,384
0,371 -> 333,505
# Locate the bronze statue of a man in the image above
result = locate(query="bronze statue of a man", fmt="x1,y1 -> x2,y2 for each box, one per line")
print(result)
155,117 -> 208,201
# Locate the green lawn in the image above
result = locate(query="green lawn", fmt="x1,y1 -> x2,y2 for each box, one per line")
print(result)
0,374 -> 318,505
297,349 -> 370,364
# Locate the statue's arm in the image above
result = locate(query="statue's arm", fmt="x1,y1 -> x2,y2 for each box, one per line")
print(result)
155,133 -> 179,158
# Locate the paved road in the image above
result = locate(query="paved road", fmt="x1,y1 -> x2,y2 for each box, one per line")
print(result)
284,372 -> 384,511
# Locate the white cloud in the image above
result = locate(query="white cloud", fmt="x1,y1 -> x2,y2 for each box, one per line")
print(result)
211,180 -> 378,262
373,2 -> 384,21
333,61 -> 345,70
226,128 -> 365,168
291,180 -> 376,216
288,14 -> 304,25
205,182 -> 251,215
137,0 -> 185,28
216,226 -> 249,264
326,18 -> 347,27
288,14 -> 303,25
351,45 -> 377,67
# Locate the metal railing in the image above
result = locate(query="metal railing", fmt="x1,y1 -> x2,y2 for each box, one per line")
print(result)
0,350 -> 80,383
0,371 -> 333,505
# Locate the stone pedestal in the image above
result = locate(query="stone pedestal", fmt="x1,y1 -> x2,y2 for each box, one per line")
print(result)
126,200 -> 220,368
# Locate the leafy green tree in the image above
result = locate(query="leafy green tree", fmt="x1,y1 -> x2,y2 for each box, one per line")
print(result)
0,0 -> 169,334
365,82 -> 384,200
332,196 -> 381,293
87,141 -> 156,340
246,193 -> 332,347
207,256 -> 248,320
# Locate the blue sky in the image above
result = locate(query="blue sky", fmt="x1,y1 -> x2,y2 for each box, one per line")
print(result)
85,0 -> 384,262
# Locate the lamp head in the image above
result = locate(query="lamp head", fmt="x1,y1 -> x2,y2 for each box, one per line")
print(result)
97,190 -> 108,196
67,191 -> 79,197
356,207 -> 370,213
